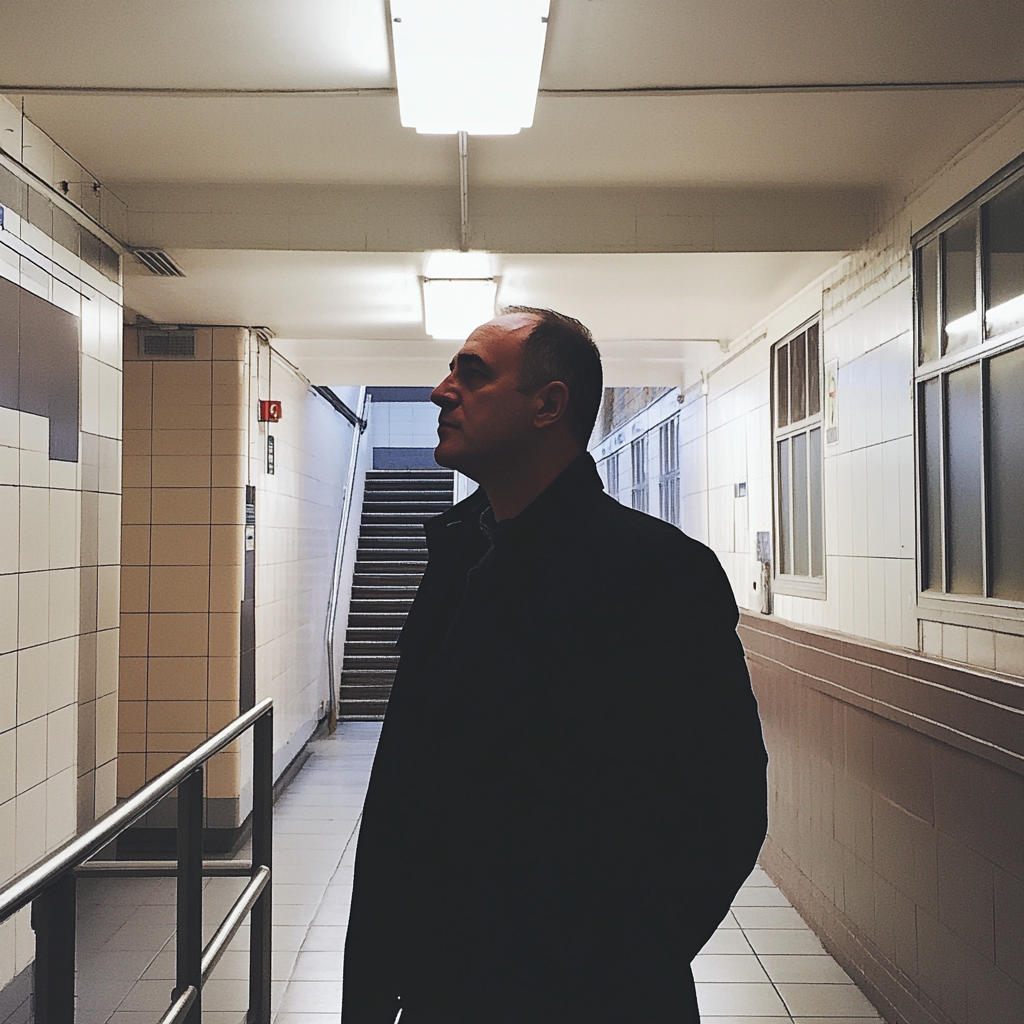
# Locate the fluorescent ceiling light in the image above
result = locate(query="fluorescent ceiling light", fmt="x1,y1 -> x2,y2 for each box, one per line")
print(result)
986,292 -> 1024,333
424,250 -> 494,278
423,278 -> 498,339
390,0 -> 550,135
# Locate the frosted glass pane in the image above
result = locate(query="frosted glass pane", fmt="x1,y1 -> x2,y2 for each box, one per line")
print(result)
919,239 -> 939,364
776,344 -> 789,428
920,378 -> 943,591
807,323 -> 821,416
946,364 -> 983,595
985,176 -> 1024,339
988,345 -> 1024,600
793,431 -> 809,577
791,332 -> 807,422
778,438 -> 791,575
809,427 -> 823,578
943,217 -> 978,356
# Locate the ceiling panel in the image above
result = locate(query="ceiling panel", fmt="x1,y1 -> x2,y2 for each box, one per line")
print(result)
124,248 -> 842,344
18,89 -> 1022,198
540,0 -> 1024,89
0,0 -> 392,90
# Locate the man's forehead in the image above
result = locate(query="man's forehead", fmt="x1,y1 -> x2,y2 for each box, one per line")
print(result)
455,313 -> 538,365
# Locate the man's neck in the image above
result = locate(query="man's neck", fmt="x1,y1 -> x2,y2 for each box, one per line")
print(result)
480,446 -> 583,521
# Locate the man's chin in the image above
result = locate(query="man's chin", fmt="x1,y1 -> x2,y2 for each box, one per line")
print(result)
433,441 -> 478,480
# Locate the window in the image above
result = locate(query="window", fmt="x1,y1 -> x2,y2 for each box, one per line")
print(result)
603,451 -> 620,500
772,320 -> 824,595
630,435 -> 648,513
915,165 -> 1024,606
658,416 -> 680,527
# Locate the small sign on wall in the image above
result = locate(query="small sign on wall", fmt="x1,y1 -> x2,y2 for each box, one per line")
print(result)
825,359 -> 839,445
267,434 -> 275,474
259,399 -> 282,422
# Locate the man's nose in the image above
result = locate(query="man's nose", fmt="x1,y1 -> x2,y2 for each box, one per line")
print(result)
431,377 -> 456,408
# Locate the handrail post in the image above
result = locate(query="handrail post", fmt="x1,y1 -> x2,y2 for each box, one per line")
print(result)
31,872 -> 76,1024
248,708 -> 273,1024
175,768 -> 203,1024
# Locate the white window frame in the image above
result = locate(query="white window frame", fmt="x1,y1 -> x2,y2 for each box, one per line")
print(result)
771,316 -> 826,600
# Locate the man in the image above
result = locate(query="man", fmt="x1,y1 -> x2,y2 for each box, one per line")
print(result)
343,308 -> 768,1024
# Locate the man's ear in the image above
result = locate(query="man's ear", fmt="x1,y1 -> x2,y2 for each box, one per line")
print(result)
533,381 -> 570,429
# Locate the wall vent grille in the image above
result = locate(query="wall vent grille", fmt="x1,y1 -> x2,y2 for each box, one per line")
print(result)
132,248 -> 185,277
141,330 -> 195,357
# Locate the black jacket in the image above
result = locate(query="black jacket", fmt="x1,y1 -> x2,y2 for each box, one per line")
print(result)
343,453 -> 768,1024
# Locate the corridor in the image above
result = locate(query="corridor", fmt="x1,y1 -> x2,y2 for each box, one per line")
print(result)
77,723 -> 881,1024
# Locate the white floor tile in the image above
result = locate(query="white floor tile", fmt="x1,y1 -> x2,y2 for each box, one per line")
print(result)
696,981 -> 789,1016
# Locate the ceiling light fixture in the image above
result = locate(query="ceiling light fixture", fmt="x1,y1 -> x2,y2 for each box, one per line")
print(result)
422,277 -> 498,339
390,0 -> 550,135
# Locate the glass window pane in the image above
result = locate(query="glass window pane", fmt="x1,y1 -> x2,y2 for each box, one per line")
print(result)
807,323 -> 821,416
776,344 -> 789,428
809,427 -> 823,578
778,438 -> 791,575
792,432 -> 809,576
984,176 -> 1024,339
943,217 -> 979,355
920,239 -> 940,363
946,364 -> 983,595
988,345 -> 1024,601
791,332 -> 807,422
920,379 -> 943,591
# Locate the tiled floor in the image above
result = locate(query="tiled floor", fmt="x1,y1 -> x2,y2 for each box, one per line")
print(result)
77,723 -> 883,1023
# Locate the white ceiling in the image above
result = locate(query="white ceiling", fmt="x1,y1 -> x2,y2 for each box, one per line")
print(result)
7,0 -> 1024,383
4,0 -> 1023,90
124,248 -> 841,384
16,90 -> 1020,199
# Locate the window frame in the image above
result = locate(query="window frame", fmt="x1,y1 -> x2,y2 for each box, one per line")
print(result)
771,315 -> 827,600
913,157 -> 1024,637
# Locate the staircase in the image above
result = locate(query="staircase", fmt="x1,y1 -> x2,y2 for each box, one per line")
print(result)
338,468 -> 455,720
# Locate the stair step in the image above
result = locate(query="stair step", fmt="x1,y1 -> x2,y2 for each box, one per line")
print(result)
342,655 -> 400,669
352,586 -> 419,599
348,612 -> 409,625
341,670 -> 397,685
357,549 -> 428,561
345,627 -> 403,642
360,524 -> 428,536
362,488 -> 453,500
350,600 -> 415,614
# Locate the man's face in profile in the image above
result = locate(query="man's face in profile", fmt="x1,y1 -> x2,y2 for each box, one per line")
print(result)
430,313 -> 540,480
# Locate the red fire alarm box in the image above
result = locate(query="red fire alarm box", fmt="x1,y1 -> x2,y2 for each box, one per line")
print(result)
259,400 -> 282,422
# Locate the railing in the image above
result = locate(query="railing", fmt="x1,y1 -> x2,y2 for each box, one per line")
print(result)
0,698 -> 275,1024
325,386 -> 369,730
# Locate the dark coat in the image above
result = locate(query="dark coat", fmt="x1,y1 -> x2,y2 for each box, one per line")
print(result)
343,453 -> 768,1024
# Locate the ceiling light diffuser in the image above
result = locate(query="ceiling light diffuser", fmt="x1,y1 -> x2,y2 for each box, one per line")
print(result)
422,278 -> 498,339
390,0 -> 550,135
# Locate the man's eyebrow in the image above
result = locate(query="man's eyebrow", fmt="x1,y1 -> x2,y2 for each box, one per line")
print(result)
452,353 -> 491,373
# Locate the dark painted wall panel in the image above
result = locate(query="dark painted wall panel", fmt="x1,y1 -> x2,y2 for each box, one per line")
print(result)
0,278 -> 18,409
0,279 -> 81,462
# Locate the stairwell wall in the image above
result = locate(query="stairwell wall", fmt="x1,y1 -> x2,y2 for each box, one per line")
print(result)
245,341 -> 353,785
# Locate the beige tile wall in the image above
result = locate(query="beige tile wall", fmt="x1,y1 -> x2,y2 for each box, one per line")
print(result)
118,327 -> 245,823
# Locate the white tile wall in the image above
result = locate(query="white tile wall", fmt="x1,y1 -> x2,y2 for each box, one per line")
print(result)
0,160 -> 123,991
248,344 -> 355,785
372,401 -> 439,449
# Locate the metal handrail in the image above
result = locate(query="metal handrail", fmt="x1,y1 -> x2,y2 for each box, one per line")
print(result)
0,697 -> 272,921
0,697 -> 275,1024
325,386 -> 369,730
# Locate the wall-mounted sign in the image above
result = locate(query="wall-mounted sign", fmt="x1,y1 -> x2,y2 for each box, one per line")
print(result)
825,359 -> 839,445
267,434 -> 275,474
259,399 -> 282,422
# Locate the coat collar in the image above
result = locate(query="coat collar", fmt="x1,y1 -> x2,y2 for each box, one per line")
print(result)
426,452 -> 605,551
